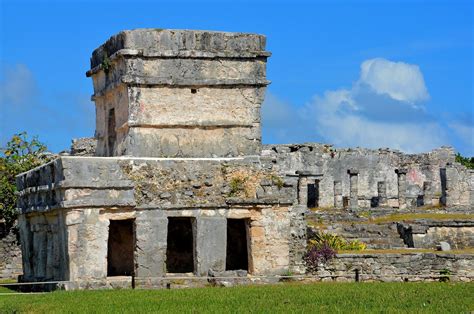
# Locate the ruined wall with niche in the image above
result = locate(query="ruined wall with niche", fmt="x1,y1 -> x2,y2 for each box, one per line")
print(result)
262,144 -> 473,210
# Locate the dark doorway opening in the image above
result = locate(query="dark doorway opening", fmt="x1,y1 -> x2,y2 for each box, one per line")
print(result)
371,197 -> 379,208
440,168 -> 447,205
107,219 -> 135,276
226,219 -> 249,271
416,195 -> 424,207
107,108 -> 116,156
166,217 -> 194,273
307,180 -> 319,208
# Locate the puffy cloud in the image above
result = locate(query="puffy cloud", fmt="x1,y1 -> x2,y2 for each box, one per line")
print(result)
359,58 -> 429,104
305,89 -> 447,152
263,58 -> 450,153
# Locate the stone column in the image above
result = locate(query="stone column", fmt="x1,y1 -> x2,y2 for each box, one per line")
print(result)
45,225 -> 54,280
423,181 -> 433,206
334,181 -> 343,209
135,211 -> 168,278
297,177 -> 308,206
377,181 -> 387,207
195,217 -> 226,276
288,205 -> 307,274
396,169 -> 408,209
347,169 -> 359,210
32,223 -> 47,279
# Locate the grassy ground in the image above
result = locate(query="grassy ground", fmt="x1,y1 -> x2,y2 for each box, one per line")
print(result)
0,282 -> 473,313
367,212 -> 474,224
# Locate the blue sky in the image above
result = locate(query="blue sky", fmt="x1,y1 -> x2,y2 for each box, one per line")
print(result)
1,0 -> 472,155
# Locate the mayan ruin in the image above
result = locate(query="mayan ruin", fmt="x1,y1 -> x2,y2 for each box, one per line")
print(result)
4,29 -> 474,290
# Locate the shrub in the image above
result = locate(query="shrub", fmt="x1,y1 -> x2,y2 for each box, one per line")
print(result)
439,268 -> 451,282
304,244 -> 336,272
455,153 -> 474,169
229,176 -> 246,197
309,232 -> 366,251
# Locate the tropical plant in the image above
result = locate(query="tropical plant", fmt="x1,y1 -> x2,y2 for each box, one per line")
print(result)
0,132 -> 51,231
309,231 -> 366,251
455,153 -> 474,169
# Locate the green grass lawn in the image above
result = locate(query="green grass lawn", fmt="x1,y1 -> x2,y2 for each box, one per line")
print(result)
0,282 -> 472,313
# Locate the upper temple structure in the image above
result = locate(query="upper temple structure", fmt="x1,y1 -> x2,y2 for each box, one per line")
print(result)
86,29 -> 269,157
13,29 -> 474,289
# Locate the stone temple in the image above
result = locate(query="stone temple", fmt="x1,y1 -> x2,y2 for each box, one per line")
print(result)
14,29 -> 474,288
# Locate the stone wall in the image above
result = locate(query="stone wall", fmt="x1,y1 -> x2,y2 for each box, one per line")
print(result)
398,220 -> 474,249
0,222 -> 22,279
314,253 -> 474,282
70,137 -> 97,156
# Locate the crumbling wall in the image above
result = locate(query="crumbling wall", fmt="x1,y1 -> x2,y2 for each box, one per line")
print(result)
314,253 -> 473,282
0,222 -> 22,279
263,144 -> 471,209
446,164 -> 474,206
17,211 -> 69,282
70,138 -> 97,156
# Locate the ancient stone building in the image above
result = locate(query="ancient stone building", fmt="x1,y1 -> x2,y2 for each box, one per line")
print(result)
15,29 -> 474,288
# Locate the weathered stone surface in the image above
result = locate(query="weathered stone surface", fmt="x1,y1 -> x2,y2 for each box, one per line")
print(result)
70,137 -> 97,156
88,29 -> 269,158
314,253 -> 474,282
0,222 -> 22,279
135,211 -> 167,277
195,217 -> 226,275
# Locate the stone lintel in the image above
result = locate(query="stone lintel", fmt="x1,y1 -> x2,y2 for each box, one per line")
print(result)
396,169 -> 408,175
347,169 -> 359,175
295,170 -> 323,177
225,197 -> 293,206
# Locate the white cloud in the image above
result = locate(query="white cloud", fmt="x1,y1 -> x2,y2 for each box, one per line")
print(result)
359,58 -> 429,104
263,58 -> 449,153
306,89 -> 447,152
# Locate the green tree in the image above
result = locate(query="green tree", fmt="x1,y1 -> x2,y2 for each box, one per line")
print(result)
455,153 -> 474,170
0,132 -> 51,231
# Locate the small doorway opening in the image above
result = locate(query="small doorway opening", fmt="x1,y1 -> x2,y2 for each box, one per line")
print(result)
440,168 -> 447,205
107,219 -> 135,276
226,219 -> 249,271
307,180 -> 320,208
166,217 -> 194,273
107,108 -> 116,156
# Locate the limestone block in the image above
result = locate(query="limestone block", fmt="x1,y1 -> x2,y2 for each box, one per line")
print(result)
135,211 -> 167,277
195,217 -> 226,275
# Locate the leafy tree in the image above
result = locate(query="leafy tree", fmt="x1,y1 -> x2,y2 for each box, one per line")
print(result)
455,153 -> 474,170
0,132 -> 51,231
